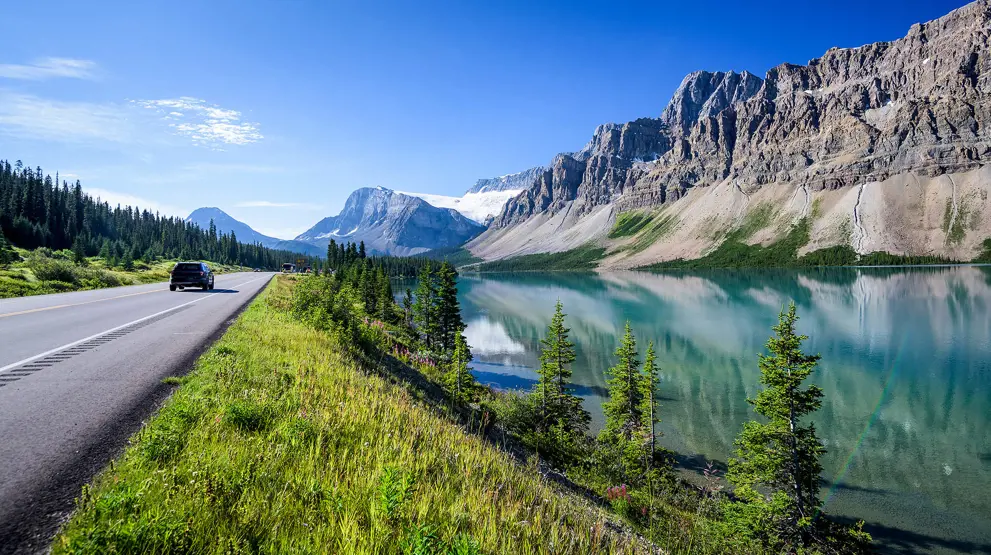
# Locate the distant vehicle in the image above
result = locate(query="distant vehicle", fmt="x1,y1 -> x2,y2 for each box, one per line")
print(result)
169,262 -> 214,291
282,263 -> 295,273
253,268 -> 262,272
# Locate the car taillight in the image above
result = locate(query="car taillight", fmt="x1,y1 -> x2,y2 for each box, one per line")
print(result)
199,271 -> 204,276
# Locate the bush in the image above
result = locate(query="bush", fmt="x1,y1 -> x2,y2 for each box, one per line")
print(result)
26,254 -> 80,284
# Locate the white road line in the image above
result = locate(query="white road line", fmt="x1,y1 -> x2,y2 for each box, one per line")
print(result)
0,275 -> 270,375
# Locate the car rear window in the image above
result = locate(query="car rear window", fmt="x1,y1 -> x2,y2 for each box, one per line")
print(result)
175,263 -> 201,271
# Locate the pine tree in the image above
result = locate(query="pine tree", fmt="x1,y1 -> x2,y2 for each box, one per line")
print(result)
402,288 -> 414,329
532,300 -> 589,462
412,262 -> 439,350
435,262 -> 464,355
639,341 -> 660,468
601,322 -> 644,441
358,240 -> 366,259
598,322 -> 647,482
71,236 -> 87,265
446,333 -> 476,404
376,266 -> 392,321
725,303 -> 826,548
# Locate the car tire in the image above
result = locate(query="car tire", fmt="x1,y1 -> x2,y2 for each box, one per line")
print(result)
209,282 -> 214,290
202,284 -> 209,291
169,285 -> 177,291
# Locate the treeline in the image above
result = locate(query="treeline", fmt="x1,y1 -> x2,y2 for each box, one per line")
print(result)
0,159 -> 304,269
325,238 -> 437,278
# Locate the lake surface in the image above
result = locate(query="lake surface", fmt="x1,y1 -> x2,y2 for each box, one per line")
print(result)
451,266 -> 991,554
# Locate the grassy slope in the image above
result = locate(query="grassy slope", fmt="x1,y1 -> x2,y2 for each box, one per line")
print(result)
0,249 -> 248,299
469,244 -> 607,273
54,277 -> 644,554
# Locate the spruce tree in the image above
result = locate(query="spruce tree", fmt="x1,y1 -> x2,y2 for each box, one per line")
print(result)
532,300 -> 589,462
376,267 -> 392,321
639,341 -> 660,468
435,262 -> 464,355
601,322 -> 644,441
71,236 -> 87,265
446,333 -> 476,404
412,262 -> 438,350
725,303 -> 826,548
402,288 -> 414,329
598,322 -> 647,482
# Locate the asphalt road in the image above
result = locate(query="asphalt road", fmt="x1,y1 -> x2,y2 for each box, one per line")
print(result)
0,272 -> 275,553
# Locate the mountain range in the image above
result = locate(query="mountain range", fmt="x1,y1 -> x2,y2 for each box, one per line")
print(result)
190,1 -> 990,266
186,207 -> 324,258
469,0 -> 991,267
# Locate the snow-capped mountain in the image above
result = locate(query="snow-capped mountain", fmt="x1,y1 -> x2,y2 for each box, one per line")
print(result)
294,187 -> 484,256
467,166 -> 544,194
186,207 -> 324,257
397,167 -> 543,224
397,189 -> 523,225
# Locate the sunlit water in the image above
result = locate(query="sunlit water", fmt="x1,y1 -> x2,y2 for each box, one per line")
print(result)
412,266 -> 991,554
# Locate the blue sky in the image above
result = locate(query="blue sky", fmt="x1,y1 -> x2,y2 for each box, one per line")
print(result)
0,0 -> 967,239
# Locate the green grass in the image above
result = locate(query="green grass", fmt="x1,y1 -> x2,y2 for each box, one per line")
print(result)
470,244 -> 607,272
645,219 -> 812,270
0,248 -> 248,299
642,218 -> 966,271
53,278 -> 645,554
608,212 -> 653,238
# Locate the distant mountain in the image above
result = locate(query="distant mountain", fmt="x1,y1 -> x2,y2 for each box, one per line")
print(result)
468,167 -> 544,194
398,189 -> 522,225
396,167 -> 542,224
295,187 -> 484,256
186,207 -> 324,258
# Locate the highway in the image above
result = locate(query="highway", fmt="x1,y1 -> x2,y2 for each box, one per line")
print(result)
0,272 -> 275,553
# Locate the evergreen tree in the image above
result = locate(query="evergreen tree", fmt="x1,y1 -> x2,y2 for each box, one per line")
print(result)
598,322 -> 647,483
71,236 -> 87,265
532,300 -> 589,462
446,333 -> 476,404
639,341 -> 660,468
412,262 -> 439,350
376,266 -> 392,321
358,240 -> 366,259
601,322 -> 645,441
435,262 -> 464,354
402,288 -> 414,329
725,303 -> 826,549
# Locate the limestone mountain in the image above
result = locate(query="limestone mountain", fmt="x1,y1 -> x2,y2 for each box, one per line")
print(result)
185,207 -> 324,258
295,187 -> 484,256
471,0 -> 991,267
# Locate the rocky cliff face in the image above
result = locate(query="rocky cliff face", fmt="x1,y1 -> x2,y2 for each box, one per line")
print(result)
475,1 -> 991,264
295,187 -> 484,256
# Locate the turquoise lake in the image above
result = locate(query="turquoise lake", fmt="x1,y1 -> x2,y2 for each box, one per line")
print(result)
445,266 -> 991,554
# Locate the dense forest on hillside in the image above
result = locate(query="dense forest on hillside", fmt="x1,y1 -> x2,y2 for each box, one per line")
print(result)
0,159 -> 303,269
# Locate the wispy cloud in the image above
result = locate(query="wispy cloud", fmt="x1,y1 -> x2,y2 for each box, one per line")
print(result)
85,187 -> 187,218
235,200 -> 323,209
133,97 -> 263,148
0,58 -> 98,80
0,91 -> 134,143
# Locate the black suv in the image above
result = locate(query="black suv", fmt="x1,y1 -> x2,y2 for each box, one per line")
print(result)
169,262 -> 215,291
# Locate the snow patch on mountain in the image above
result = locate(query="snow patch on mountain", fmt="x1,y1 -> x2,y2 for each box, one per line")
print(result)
398,189 -> 523,224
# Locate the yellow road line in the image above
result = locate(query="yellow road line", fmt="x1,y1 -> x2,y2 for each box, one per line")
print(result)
0,288 -> 166,319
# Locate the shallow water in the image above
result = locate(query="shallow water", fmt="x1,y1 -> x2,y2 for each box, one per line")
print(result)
450,266 -> 991,554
